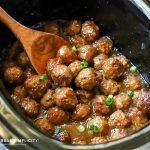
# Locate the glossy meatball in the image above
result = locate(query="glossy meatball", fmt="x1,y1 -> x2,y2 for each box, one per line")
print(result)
78,45 -> 97,63
102,58 -> 124,79
75,68 -> 102,91
23,66 -> 37,80
88,116 -> 109,135
66,20 -> 82,36
137,90 -> 150,114
93,54 -> 108,70
4,66 -> 23,84
75,90 -> 93,104
55,131 -> 71,143
13,86 -> 27,100
20,98 -> 39,118
68,60 -> 82,78
99,79 -> 120,95
57,45 -> 78,65
108,110 -> 131,128
93,95 -> 111,114
70,35 -> 86,48
35,118 -> 54,134
123,73 -> 142,90
53,87 -> 78,110
48,106 -> 69,125
24,75 -> 50,99
90,137 -> 107,144
17,52 -> 30,68
81,21 -> 99,43
40,89 -> 55,109
114,93 -> 132,110
51,65 -> 72,87
46,58 -> 64,78
93,36 -> 112,54
71,104 -> 91,120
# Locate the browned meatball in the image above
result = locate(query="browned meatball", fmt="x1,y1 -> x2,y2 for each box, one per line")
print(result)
13,86 -> 27,100
35,118 -> 54,134
51,65 -> 72,87
93,36 -> 112,54
123,73 -> 142,90
75,68 -> 102,91
23,66 -> 37,80
57,45 -> 78,65
43,21 -> 60,35
70,35 -> 86,48
93,54 -> 108,70
4,66 -> 23,84
53,87 -> 78,110
46,58 -> 64,78
20,98 -> 39,118
71,104 -> 91,120
81,21 -> 99,43
108,110 -> 131,128
66,20 -> 82,36
3,60 -> 17,71
114,93 -> 132,110
68,60 -> 82,78
90,137 -> 107,144
24,75 -> 50,99
40,89 -> 55,109
137,90 -> 150,114
93,95 -> 111,114
88,116 -> 109,135
55,131 -> 71,143
102,58 -> 124,79
75,90 -> 93,104
99,79 -> 120,95
48,106 -> 69,125
78,45 -> 97,63
17,52 -> 30,68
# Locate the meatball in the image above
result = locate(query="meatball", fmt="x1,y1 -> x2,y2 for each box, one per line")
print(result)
53,87 -> 78,110
13,86 -> 27,100
88,116 -> 109,135
4,66 -> 23,84
17,52 -> 30,68
3,61 -> 17,71
93,95 -> 111,114
23,66 -> 36,80
137,90 -> 150,114
24,75 -> 50,99
68,60 -> 82,78
90,137 -> 107,144
55,131 -> 71,143
99,79 -> 120,95
123,73 -> 142,90
75,90 -> 93,104
102,58 -> 124,79
70,35 -> 86,48
57,45 -> 78,65
48,106 -> 69,125
20,98 -> 39,118
66,20 -> 82,36
93,54 -> 108,70
93,36 -> 112,54
46,58 -> 64,78
71,104 -> 91,120
78,45 -> 97,63
108,110 -> 131,128
114,93 -> 132,110
51,65 -> 72,87
75,68 -> 102,91
35,118 -> 54,134
81,21 -> 99,43
40,89 -> 55,109
43,21 -> 60,35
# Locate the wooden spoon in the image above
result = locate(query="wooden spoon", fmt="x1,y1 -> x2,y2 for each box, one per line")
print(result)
0,6 -> 73,74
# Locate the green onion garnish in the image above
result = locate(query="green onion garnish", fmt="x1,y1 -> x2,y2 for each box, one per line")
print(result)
127,90 -> 134,97
54,127 -> 61,135
72,46 -> 77,52
77,125 -> 85,133
105,94 -> 113,106
80,61 -> 88,68
130,66 -> 137,73
89,124 -> 98,133
39,74 -> 48,81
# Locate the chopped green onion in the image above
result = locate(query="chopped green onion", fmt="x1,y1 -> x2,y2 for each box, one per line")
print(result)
54,127 -> 61,135
80,61 -> 88,68
89,124 -> 98,133
72,46 -> 77,52
105,94 -> 113,106
130,66 -> 137,73
77,125 -> 85,133
93,86 -> 99,93
127,90 -> 134,97
55,87 -> 60,93
39,74 -> 48,81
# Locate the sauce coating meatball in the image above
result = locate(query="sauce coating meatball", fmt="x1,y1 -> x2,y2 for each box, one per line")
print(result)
53,87 -> 78,110
23,66 -> 36,80
54,131 -> 71,143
